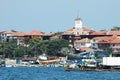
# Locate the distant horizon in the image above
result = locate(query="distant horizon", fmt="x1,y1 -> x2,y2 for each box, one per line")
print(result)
0,0 -> 120,33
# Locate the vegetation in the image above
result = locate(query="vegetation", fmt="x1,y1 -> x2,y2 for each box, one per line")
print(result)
111,26 -> 120,31
29,39 -> 70,56
0,38 -> 70,58
54,32 -> 63,36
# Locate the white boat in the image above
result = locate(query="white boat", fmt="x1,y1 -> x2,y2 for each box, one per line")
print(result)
5,64 -> 13,67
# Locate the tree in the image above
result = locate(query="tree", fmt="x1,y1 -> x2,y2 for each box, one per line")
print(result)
111,26 -> 120,31
106,48 -> 113,57
29,37 -> 42,45
30,39 -> 69,56
26,37 -> 43,57
0,40 -> 17,58
46,39 -> 69,56
54,32 -> 63,36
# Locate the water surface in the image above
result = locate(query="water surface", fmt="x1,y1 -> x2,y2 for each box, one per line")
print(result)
0,67 -> 120,80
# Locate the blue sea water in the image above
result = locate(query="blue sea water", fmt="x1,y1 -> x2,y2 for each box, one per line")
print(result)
0,67 -> 120,80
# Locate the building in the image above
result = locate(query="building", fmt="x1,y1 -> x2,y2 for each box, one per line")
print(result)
62,15 -> 94,47
74,38 -> 91,52
0,30 -> 18,42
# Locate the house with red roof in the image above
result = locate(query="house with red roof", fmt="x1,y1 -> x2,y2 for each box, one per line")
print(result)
92,36 -> 120,56
25,30 -> 53,40
73,35 -> 120,56
74,38 -> 91,52
0,30 -> 18,42
108,37 -> 120,56
1,30 -> 53,46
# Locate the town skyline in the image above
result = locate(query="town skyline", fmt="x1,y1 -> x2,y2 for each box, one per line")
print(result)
0,0 -> 120,33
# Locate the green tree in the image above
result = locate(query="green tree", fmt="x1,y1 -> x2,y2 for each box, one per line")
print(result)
29,37 -> 42,45
1,40 -> 17,58
41,39 -> 69,56
54,32 -> 63,36
111,26 -> 120,31
26,37 -> 43,57
30,39 -> 69,56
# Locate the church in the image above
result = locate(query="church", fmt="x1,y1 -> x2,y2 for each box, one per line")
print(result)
62,15 -> 94,44
63,15 -> 94,35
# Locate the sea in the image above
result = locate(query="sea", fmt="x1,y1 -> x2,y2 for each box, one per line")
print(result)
0,67 -> 120,80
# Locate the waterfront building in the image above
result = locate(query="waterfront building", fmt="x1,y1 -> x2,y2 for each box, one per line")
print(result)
0,30 -> 18,42
0,30 -> 53,46
74,38 -> 91,52
62,15 -> 94,48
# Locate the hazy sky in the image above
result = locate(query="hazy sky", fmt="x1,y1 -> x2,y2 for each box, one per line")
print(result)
0,0 -> 120,33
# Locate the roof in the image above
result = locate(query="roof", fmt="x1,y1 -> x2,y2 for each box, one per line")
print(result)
109,31 -> 120,35
10,32 -> 26,37
63,28 -> 74,35
98,39 -> 110,44
95,36 -> 120,44
0,30 -> 18,35
2,30 -> 17,34
63,26 -> 93,35
27,30 -> 45,36
90,30 -> 120,35
75,47 -> 91,52
22,58 -> 37,61
0,32 -> 3,34
82,26 -> 93,31
90,31 -> 107,35
110,37 -> 120,43
75,38 -> 90,43
80,47 -> 91,52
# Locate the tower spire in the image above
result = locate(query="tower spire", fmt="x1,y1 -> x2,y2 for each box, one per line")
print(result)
75,11 -> 82,21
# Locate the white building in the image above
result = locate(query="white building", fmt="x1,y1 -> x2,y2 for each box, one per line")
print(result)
0,30 -> 17,42
74,38 -> 92,51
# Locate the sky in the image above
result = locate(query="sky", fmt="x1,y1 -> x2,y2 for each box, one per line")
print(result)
0,0 -> 120,33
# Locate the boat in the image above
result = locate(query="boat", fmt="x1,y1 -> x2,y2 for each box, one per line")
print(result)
66,67 -> 75,71
5,64 -> 13,67
66,63 -> 79,71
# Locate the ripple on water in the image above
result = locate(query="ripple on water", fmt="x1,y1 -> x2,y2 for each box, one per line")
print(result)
0,67 -> 120,80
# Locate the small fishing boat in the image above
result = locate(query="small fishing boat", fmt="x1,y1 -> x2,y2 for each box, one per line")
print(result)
66,67 -> 75,71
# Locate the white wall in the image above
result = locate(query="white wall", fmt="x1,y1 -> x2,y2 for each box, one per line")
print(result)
103,57 -> 120,66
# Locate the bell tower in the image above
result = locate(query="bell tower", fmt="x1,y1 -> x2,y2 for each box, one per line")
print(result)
74,14 -> 83,35
74,14 -> 83,28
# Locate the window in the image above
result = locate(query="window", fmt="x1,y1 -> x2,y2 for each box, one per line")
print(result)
81,43 -> 85,46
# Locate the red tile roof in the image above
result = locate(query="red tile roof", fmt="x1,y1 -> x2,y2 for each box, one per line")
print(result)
98,40 -> 110,44
10,32 -> 26,37
75,38 -> 90,43
63,26 -> 93,35
80,47 -> 91,52
110,37 -> 120,43
0,31 -> 4,34
82,26 -> 93,31
96,36 -> 120,44
109,31 -> 120,35
27,30 -> 45,36
90,31 -> 107,35
90,30 -> 120,35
